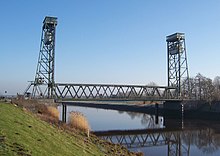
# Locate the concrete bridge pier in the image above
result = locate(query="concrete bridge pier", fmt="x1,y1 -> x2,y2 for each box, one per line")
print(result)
155,103 -> 159,124
163,101 -> 183,118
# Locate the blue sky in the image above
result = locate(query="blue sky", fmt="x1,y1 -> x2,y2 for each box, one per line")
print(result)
0,1 -> 220,95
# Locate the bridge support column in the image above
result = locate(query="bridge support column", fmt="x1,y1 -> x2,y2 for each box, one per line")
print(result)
155,103 -> 159,124
62,103 -> 67,122
163,101 -> 183,118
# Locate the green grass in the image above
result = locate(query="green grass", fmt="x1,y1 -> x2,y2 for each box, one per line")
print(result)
0,103 -> 104,156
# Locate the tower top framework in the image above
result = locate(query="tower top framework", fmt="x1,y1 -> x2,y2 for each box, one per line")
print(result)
166,32 -> 189,98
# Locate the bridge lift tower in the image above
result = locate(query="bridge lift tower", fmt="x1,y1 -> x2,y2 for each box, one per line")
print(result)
24,16 -> 57,98
166,33 -> 190,98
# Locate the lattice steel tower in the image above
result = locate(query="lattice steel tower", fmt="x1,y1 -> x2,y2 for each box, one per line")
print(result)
30,16 -> 57,98
166,33 -> 189,98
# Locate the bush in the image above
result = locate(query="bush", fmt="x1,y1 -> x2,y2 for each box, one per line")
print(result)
68,111 -> 90,137
46,106 -> 59,119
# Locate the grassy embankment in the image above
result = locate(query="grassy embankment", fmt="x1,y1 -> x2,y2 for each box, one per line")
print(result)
0,102 -> 141,156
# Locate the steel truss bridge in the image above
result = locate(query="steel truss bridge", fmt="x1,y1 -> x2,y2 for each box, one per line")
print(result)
24,16 -> 190,102
94,128 -> 192,156
54,83 -> 177,101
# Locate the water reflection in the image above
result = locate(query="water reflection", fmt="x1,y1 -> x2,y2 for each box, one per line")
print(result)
117,111 -> 164,129
60,105 -> 164,131
60,105 -> 220,156
118,111 -> 220,155
95,123 -> 220,156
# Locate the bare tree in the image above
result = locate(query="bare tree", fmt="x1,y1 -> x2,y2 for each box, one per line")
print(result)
213,76 -> 220,100
195,73 -> 214,100
183,73 -> 215,101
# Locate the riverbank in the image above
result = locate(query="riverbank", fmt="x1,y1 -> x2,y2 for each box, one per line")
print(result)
0,102 -> 142,156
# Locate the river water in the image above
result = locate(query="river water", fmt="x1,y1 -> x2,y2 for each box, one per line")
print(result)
59,104 -> 220,156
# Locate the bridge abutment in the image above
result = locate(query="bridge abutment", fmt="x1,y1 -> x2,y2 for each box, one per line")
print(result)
163,101 -> 183,118
163,100 -> 220,119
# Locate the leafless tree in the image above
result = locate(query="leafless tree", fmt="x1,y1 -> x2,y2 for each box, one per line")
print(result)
213,76 -> 220,100
182,73 -> 215,101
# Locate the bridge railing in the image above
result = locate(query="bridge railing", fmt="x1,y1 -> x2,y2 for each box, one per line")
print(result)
54,83 -> 178,101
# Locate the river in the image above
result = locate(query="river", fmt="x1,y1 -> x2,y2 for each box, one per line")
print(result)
58,104 -> 220,156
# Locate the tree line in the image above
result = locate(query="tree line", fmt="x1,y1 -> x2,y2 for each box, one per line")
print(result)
182,73 -> 220,101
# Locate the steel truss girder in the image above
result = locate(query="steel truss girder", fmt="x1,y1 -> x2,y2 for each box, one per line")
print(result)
54,83 -> 177,101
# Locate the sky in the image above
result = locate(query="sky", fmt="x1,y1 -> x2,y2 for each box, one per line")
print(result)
0,0 -> 220,95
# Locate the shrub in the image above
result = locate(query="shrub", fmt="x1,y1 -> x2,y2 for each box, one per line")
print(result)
46,106 -> 59,119
68,111 -> 90,137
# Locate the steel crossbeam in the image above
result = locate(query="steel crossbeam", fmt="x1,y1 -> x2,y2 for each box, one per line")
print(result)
54,83 -> 178,101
